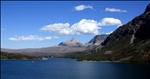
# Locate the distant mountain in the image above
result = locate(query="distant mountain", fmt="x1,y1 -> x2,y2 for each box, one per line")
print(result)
1,38 -> 87,57
1,46 -> 87,57
1,35 -> 109,57
85,34 -> 108,46
1,35 -> 109,58
66,4 -> 150,63
59,38 -> 83,47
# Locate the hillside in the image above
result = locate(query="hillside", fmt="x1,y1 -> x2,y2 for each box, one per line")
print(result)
66,4 -> 150,63
1,51 -> 42,60
1,45 -> 87,57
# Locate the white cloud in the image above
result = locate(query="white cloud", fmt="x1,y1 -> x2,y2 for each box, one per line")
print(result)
105,7 -> 127,12
9,35 -> 59,41
71,19 -> 99,35
98,18 -> 122,27
40,18 -> 122,35
74,5 -> 93,11
41,23 -> 70,35
41,19 -> 100,35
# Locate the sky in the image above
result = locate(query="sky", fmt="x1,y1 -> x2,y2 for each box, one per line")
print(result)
1,1 -> 149,49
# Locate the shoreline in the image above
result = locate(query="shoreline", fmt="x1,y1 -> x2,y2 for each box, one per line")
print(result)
1,58 -> 150,64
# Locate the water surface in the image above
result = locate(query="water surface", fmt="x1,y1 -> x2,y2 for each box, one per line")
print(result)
1,58 -> 150,79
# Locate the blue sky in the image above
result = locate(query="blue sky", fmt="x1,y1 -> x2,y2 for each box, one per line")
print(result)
1,1 -> 149,49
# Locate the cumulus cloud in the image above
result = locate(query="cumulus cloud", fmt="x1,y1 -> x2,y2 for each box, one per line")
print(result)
9,35 -> 59,41
105,7 -> 127,12
40,18 -> 122,35
98,18 -> 122,27
74,5 -> 93,11
41,23 -> 70,35
41,19 -> 100,35
71,19 -> 99,35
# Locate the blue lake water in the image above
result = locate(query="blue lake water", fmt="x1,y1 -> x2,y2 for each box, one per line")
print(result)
1,58 -> 150,79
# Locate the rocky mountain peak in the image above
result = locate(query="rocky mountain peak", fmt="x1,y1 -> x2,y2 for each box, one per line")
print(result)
58,38 -> 83,47
70,38 -> 79,42
144,3 -> 150,13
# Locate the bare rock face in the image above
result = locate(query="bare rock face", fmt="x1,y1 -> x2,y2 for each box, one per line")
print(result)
59,38 -> 83,47
85,34 -> 108,46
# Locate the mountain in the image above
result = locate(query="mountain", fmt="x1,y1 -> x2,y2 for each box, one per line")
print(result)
59,38 -> 83,47
1,35 -> 108,57
66,4 -> 150,63
1,38 -> 87,57
1,46 -> 86,57
85,34 -> 108,46
99,3 -> 150,63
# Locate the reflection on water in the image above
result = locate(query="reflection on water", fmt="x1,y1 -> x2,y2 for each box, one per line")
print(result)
1,58 -> 150,79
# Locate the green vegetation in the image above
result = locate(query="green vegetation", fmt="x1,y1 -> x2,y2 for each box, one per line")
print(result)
1,51 -> 42,60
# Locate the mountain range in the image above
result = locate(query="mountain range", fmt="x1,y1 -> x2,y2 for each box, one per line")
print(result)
1,34 -> 108,57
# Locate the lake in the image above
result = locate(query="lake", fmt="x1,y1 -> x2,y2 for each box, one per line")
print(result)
1,58 -> 150,79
